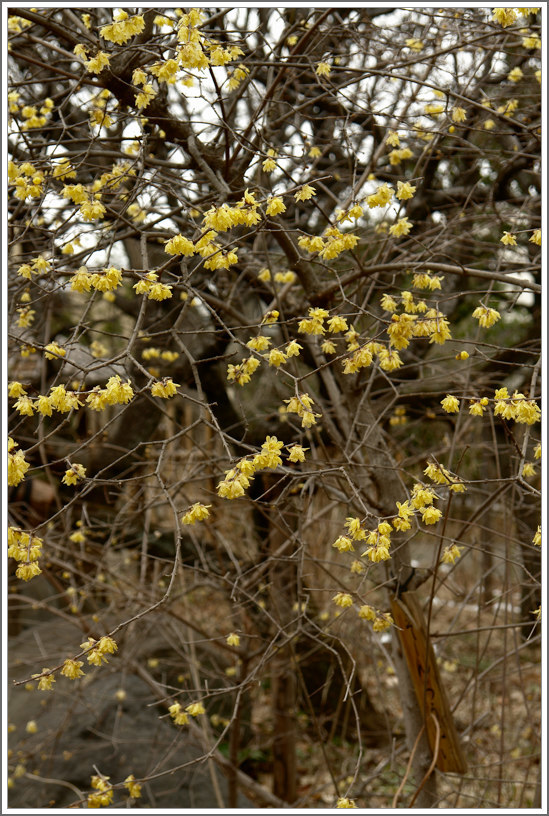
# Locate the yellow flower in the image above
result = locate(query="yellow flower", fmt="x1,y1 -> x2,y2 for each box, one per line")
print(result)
492,8 -> 518,27
34,670 -> 56,691
268,348 -> 287,367
332,536 -> 355,553
532,526 -> 541,546
61,659 -> 85,679
186,702 -> 206,716
332,592 -> 353,608
287,445 -> 307,463
181,503 -> 211,525
336,797 -> 358,808
8,441 -> 31,487
507,67 -> 524,83
389,217 -> 412,237
226,633 -> 240,646
358,605 -> 376,621
294,184 -> 316,202
472,305 -> 501,328
373,613 -> 393,632
500,231 -> 517,245
386,130 -> 400,147
266,196 -> 286,216
124,775 -> 142,799
451,106 -> 467,123
380,294 -> 397,312
62,464 -> 86,486
441,544 -> 462,564
440,394 -> 459,414
85,51 -> 110,74
396,181 -> 416,200
13,396 -> 35,416
247,335 -> 271,352
285,340 -> 302,357
405,38 -> 423,51
150,378 -> 179,398
421,506 -> 442,525
529,229 -> 541,246
316,61 -> 331,76
44,342 -> 66,360
469,401 -> 485,417
522,462 -> 536,478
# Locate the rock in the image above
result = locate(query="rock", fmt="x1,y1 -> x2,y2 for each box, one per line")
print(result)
8,621 -> 252,809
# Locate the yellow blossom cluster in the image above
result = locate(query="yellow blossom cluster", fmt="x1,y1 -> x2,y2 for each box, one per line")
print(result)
133,271 -> 173,301
8,527 -> 43,582
165,234 -> 196,256
124,775 -> 142,800
168,702 -> 189,726
367,183 -> 394,208
284,393 -> 322,428
87,774 -> 113,808
9,161 -> 46,200
17,98 -> 52,130
492,7 -> 518,27
86,376 -> 134,411
169,698 -> 206,726
7,438 -> 30,487
217,436 -> 286,499
92,159 -> 135,193
494,387 -> 541,424
412,271 -> 443,290
298,307 -> 330,335
202,191 -> 262,232
362,521 -> 393,562
17,255 -> 50,279
103,9 -> 145,45
150,378 -> 179,398
410,483 -> 442,524
80,635 -> 118,667
298,227 -> 359,259
16,306 -> 36,328
227,356 -> 261,386
388,147 -> 413,166
444,387 -> 540,425
142,348 -> 179,363
226,63 -> 250,91
336,203 -> 364,223
70,266 -> 123,294
424,461 -> 466,492
52,158 -> 77,180
358,604 -> 394,631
